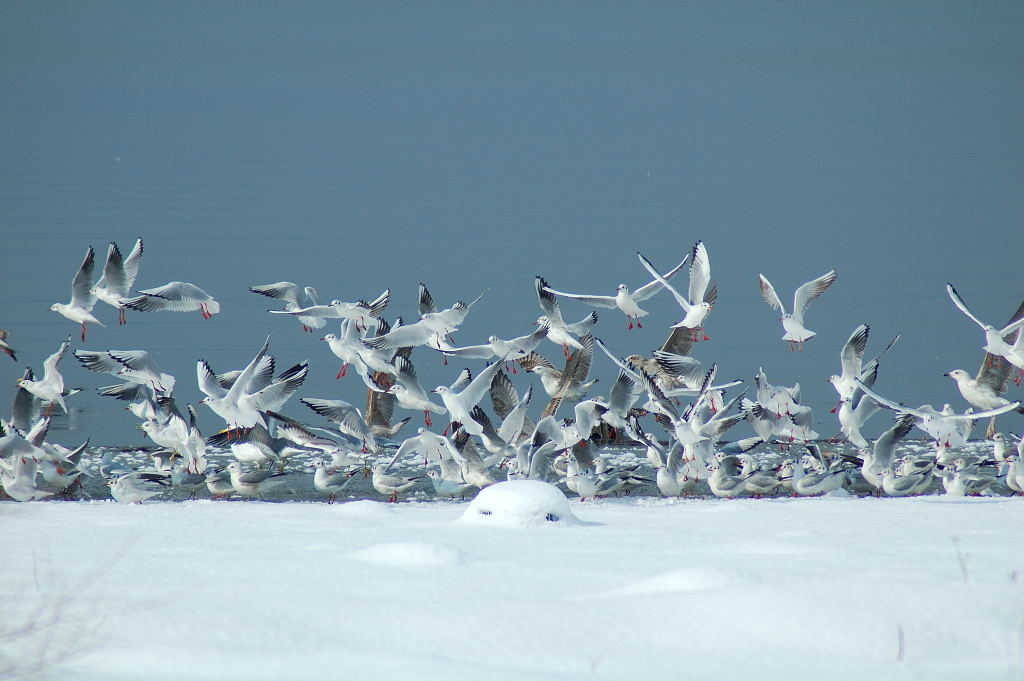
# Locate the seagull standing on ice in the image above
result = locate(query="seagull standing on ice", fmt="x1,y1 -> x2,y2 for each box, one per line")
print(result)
91,238 -> 143,325
757,269 -> 838,350
121,281 -> 221,319
50,245 -> 104,341
540,254 -> 688,330
637,241 -> 717,340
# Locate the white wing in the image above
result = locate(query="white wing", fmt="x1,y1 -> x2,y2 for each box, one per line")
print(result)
757,274 -> 785,313
791,270 -> 837,325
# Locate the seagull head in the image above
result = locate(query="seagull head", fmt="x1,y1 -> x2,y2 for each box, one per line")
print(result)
320,334 -> 337,342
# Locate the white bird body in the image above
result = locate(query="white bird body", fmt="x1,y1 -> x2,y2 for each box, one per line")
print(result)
92,238 -> 144,325
51,246 -> 104,340
758,269 -> 837,347
109,471 -> 167,503
432,360 -> 506,436
18,337 -> 71,414
250,281 -> 325,332
121,281 -> 220,319
637,243 -> 715,335
541,253 -> 687,329
225,461 -> 287,496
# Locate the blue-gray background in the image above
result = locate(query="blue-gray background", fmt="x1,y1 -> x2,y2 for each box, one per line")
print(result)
2,1 -> 1022,446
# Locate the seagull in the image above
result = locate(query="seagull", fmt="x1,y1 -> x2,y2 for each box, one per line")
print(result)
17,337 -> 71,414
380,355 -> 447,427
860,413 -> 917,493
224,461 -> 288,497
389,427 -> 464,467
371,464 -> 422,502
204,470 -> 235,499
0,330 -> 17,362
757,269 -> 838,350
518,334 -> 598,418
301,398 -> 379,452
855,378 -> 1021,448
944,368 -> 1024,415
269,289 -> 389,331
250,281 -> 325,332
91,238 -> 144,325
827,325 -> 901,412
1,456 -> 53,502
364,286 -> 486,350
108,471 -> 168,504
489,371 -> 536,446
364,383 -> 411,441
540,253 -> 688,329
197,338 -> 307,428
121,281 -> 220,319
74,349 -> 176,394
784,451 -> 848,496
707,455 -> 751,499
308,458 -> 359,503
534,276 -> 598,357
946,283 -> 1024,366
430,321 -> 549,367
431,359 -> 507,436
50,245 -> 104,341
637,242 -> 717,339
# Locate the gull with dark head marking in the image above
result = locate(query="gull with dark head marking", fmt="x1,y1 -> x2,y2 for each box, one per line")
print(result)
121,281 -> 220,319
757,269 -> 837,350
540,253 -> 688,330
91,238 -> 143,325
50,245 -> 104,341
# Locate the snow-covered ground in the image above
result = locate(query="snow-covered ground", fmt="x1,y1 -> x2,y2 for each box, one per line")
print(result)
5,487 -> 1023,680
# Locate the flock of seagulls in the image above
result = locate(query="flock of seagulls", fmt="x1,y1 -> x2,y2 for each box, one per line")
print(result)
3,238 -> 1024,504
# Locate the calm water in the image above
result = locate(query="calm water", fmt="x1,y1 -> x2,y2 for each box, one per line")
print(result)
1,2 -> 1022,445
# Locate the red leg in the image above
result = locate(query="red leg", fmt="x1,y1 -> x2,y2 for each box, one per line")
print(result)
80,322 -> 86,341
424,411 -> 432,427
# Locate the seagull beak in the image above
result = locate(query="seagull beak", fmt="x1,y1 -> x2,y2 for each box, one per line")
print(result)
942,372 -> 950,377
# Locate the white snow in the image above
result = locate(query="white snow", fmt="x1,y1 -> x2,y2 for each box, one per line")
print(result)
4,495 -> 1023,680
459,479 -> 582,528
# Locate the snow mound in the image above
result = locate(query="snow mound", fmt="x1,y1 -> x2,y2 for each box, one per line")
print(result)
459,480 -> 582,528
351,542 -> 467,567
